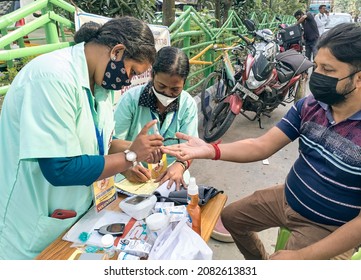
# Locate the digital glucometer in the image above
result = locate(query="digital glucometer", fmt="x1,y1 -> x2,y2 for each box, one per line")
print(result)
97,223 -> 126,236
119,194 -> 157,220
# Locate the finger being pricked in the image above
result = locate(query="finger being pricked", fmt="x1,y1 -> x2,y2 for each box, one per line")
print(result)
161,144 -> 190,161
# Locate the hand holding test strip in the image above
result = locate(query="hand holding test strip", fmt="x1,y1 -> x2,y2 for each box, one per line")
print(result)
149,123 -> 167,178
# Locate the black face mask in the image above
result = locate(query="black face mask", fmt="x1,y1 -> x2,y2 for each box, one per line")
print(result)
101,57 -> 131,90
309,71 -> 357,105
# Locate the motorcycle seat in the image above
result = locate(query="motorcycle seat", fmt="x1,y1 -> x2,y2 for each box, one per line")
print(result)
276,62 -> 294,83
276,49 -> 313,75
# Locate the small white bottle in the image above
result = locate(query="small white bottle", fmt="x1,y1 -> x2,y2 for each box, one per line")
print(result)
101,234 -> 115,258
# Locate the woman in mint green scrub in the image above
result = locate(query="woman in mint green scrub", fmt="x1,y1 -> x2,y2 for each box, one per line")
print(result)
0,17 -> 163,259
113,47 -> 198,191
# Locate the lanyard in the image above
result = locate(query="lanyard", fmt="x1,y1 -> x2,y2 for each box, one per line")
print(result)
86,88 -> 104,156
150,110 -> 177,137
94,125 -> 104,156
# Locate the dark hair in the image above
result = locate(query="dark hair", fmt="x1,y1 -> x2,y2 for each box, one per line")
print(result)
152,46 -> 190,80
319,5 -> 326,10
317,23 -> 361,70
294,10 -> 303,17
74,16 -> 156,64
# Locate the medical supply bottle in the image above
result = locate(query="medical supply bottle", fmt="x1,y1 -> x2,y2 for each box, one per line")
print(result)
101,234 -> 115,258
187,177 -> 201,235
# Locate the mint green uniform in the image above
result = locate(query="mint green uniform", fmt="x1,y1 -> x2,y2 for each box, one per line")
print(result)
0,43 -> 114,259
113,84 -> 198,182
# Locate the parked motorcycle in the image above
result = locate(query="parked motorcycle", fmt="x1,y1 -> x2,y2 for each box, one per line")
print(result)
202,19 -> 313,143
275,16 -> 303,53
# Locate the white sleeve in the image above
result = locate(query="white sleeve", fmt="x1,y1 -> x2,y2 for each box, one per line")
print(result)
315,14 -> 322,28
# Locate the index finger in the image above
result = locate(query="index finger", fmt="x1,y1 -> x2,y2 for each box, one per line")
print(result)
139,120 -> 158,135
175,132 -> 192,141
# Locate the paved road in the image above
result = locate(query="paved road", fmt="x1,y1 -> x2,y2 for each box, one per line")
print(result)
189,95 -> 302,259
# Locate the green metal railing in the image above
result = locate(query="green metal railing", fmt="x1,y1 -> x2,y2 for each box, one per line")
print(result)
0,2 -> 295,96
169,6 -> 295,92
0,0 -> 75,95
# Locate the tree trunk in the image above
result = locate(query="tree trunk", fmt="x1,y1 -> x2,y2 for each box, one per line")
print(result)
215,0 -> 221,27
222,0 -> 232,24
163,0 -> 175,27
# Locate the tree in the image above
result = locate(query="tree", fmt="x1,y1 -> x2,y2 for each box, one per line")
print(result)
163,0 -> 175,26
234,0 -> 304,18
334,0 -> 358,13
66,0 -> 156,23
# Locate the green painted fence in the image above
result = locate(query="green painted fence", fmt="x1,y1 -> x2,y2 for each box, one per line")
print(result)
0,1 -> 295,96
0,0 -> 75,95
169,6 -> 295,93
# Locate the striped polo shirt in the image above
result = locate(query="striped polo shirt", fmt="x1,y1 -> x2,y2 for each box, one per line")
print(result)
277,95 -> 361,226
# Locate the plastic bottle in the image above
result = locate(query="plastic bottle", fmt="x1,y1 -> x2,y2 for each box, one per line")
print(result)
145,212 -> 170,244
186,177 -> 201,235
101,234 -> 116,258
118,252 -> 140,260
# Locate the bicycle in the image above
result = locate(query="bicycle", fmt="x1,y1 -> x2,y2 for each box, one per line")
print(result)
200,43 -> 246,124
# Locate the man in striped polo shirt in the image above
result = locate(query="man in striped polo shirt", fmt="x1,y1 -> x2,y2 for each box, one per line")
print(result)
162,22 -> 361,260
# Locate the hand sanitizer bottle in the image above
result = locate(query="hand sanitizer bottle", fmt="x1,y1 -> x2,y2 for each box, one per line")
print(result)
187,177 -> 201,235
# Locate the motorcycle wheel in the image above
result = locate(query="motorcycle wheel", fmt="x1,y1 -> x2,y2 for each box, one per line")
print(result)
203,101 -> 236,143
201,72 -> 229,121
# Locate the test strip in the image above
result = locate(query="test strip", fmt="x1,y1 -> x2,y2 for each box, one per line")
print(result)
153,123 -> 160,135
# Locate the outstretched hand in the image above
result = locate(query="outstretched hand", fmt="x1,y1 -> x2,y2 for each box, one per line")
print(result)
161,132 -> 215,161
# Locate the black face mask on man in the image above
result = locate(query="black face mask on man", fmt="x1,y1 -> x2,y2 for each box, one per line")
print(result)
101,56 -> 131,90
309,71 -> 358,105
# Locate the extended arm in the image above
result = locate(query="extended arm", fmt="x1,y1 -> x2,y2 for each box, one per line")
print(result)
213,126 -> 291,162
161,126 -> 292,163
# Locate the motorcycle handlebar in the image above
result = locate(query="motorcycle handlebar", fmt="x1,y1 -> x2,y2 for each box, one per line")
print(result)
237,33 -> 256,56
212,44 -> 245,53
237,33 -> 252,45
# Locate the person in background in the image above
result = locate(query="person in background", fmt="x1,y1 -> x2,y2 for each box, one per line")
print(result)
315,5 -> 330,35
162,23 -> 361,260
294,9 -> 319,61
0,17 -> 163,259
112,46 -> 198,191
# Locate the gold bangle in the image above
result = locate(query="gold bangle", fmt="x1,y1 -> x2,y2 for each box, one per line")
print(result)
175,160 -> 187,170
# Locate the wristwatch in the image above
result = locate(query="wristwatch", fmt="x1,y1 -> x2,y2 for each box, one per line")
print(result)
124,149 -> 138,167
